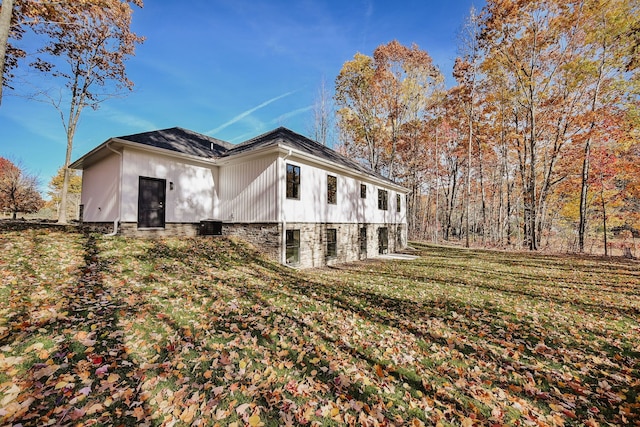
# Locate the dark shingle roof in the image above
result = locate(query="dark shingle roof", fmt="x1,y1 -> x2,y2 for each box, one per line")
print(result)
110,126 -> 398,187
226,127 -> 394,184
117,127 -> 233,158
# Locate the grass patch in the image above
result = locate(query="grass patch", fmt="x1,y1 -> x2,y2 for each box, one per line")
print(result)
1,228 -> 639,426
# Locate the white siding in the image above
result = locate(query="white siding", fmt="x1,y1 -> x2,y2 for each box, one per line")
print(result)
218,154 -> 279,222
121,148 -> 218,223
282,156 -> 407,225
80,152 -> 120,222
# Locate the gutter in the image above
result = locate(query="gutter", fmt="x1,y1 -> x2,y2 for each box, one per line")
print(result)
104,141 -> 123,236
281,149 -> 293,265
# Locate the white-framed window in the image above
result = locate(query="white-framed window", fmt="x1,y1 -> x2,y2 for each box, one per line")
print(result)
286,229 -> 300,264
286,164 -> 300,199
326,228 -> 337,258
378,189 -> 388,210
327,175 -> 337,204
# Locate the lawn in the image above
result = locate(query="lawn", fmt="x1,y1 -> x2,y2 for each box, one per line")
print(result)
1,227 -> 639,426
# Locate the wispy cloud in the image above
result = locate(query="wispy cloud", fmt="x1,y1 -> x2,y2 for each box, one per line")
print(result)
101,105 -> 159,131
270,105 -> 313,127
3,107 -> 63,145
206,91 -> 296,135
223,105 -> 314,144
359,0 -> 374,49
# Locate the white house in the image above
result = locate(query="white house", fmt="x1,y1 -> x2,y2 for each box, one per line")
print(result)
70,127 -> 408,268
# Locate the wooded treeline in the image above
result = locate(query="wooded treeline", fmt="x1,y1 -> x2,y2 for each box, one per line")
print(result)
333,0 -> 640,253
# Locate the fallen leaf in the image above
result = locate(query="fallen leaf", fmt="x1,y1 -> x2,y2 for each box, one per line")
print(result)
248,414 -> 261,426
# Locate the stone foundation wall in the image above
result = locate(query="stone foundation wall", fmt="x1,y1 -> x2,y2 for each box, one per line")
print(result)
221,223 -> 281,262
81,222 -> 199,237
119,223 -> 199,237
80,222 -> 121,234
285,222 -> 406,268
79,221 -> 406,268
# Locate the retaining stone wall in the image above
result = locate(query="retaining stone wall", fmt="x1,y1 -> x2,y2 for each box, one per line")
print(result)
79,221 -> 406,268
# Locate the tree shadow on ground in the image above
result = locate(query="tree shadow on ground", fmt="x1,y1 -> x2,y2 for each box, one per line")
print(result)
236,250 -> 639,424
0,233 -> 150,426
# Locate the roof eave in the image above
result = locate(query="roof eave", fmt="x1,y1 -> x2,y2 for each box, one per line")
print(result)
69,137 -> 220,170
279,144 -> 408,193
220,142 -> 408,193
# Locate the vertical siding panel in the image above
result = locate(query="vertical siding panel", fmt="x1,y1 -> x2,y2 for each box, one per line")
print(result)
219,154 -> 278,223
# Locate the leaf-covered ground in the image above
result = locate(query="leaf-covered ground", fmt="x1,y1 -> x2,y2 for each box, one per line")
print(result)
1,227 -> 639,426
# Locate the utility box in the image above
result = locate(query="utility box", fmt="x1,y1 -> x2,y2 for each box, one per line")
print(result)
199,220 -> 222,236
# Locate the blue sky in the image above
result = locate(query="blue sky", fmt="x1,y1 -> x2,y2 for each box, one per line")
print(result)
0,0 -> 483,193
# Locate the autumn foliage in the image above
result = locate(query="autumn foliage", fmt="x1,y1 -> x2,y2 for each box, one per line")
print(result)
0,157 -> 43,219
335,0 -> 640,253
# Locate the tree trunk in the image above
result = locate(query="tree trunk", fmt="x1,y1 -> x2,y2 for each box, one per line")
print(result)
578,140 -> 591,252
601,173 -> 608,256
444,166 -> 458,241
0,0 -> 15,106
58,127 -> 75,224
434,128 -> 439,244
476,137 -> 487,244
528,115 -> 537,250
506,180 -> 513,247
465,114 -> 472,248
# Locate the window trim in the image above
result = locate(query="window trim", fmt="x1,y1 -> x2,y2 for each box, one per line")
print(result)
378,189 -> 388,210
326,228 -> 337,258
359,226 -> 367,254
286,229 -> 300,264
378,227 -> 388,254
396,225 -> 403,247
286,163 -> 300,200
327,174 -> 337,205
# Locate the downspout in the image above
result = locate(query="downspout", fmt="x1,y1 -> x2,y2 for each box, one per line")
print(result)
281,149 -> 292,264
105,141 -> 123,236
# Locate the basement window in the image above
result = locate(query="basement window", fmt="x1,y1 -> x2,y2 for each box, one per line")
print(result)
360,227 -> 367,254
326,228 -> 337,258
286,229 -> 300,264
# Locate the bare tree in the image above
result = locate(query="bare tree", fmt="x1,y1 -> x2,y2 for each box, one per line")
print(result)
455,5 -> 483,248
30,0 -> 143,224
310,76 -> 335,146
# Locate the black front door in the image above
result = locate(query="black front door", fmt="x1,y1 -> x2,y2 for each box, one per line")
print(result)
138,177 -> 166,228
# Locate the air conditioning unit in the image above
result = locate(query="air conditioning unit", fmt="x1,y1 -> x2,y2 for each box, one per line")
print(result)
199,220 -> 222,236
